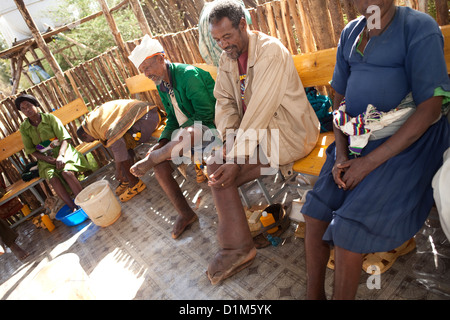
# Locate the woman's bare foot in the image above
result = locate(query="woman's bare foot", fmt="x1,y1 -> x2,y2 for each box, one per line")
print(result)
130,153 -> 157,177
172,213 -> 198,239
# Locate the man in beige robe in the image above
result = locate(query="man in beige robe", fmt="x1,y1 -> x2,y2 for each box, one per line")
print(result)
205,0 -> 319,285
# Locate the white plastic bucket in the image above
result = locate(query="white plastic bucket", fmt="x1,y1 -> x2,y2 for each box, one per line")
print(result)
75,180 -> 121,227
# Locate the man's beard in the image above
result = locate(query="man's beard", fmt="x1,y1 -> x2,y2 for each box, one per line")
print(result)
224,45 -> 242,60
148,75 -> 163,86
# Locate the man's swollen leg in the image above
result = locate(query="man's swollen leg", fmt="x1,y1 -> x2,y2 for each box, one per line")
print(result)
205,158 -> 268,285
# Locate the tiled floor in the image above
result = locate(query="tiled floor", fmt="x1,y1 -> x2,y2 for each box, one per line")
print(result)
1,144 -> 450,300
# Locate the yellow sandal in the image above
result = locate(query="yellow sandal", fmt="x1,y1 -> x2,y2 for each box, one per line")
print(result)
195,164 -> 207,183
119,180 -> 146,202
115,181 -> 129,196
362,238 -> 416,274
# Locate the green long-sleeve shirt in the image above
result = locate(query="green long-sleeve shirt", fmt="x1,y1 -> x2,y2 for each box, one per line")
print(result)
157,62 -> 216,141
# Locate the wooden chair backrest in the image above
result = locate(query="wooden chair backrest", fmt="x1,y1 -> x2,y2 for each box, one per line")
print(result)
126,25 -> 450,94
126,74 -> 157,95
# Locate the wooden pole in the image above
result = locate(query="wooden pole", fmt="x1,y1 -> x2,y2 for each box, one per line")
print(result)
296,0 -> 316,53
303,0 -> 336,50
327,0 -> 345,44
435,0 -> 449,26
98,0 -> 131,61
416,0 -> 428,12
11,56 -> 24,94
144,0 -> 167,34
128,0 -> 153,37
341,1 -> 358,22
58,33 -> 101,54
13,0 -> 73,99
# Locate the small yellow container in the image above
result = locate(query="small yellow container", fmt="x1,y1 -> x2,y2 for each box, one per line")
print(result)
41,213 -> 55,232
260,211 -> 278,234
21,204 -> 31,216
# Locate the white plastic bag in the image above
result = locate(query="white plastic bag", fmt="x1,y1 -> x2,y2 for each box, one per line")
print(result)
432,148 -> 450,241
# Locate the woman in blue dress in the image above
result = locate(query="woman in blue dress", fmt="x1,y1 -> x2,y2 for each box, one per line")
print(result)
301,0 -> 450,299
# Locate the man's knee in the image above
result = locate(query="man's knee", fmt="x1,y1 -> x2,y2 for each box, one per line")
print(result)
61,170 -> 75,178
184,126 -> 206,147
304,214 -> 329,235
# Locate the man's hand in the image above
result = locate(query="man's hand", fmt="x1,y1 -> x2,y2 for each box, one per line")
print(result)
208,163 -> 241,188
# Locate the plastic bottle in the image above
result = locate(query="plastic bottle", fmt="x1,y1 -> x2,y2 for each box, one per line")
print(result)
260,211 -> 278,234
41,213 -> 55,232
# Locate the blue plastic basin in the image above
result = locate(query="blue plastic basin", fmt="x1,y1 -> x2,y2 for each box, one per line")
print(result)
55,205 -> 89,226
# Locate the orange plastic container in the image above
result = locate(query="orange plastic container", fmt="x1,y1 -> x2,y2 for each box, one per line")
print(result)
41,213 -> 55,232
260,211 -> 278,234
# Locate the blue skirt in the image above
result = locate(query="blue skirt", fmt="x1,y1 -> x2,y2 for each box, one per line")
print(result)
301,117 -> 449,253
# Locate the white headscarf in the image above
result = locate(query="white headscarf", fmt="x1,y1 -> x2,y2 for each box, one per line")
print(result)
128,34 -> 165,70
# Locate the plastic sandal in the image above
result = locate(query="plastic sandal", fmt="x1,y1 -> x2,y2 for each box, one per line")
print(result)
206,247 -> 257,285
115,181 -> 129,196
327,248 -> 335,270
119,180 -> 146,202
195,165 -> 207,183
362,238 -> 416,274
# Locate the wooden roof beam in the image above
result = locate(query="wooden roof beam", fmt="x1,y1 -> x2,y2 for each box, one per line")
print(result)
0,0 -> 129,60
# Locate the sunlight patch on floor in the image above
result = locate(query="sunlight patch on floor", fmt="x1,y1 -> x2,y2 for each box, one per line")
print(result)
89,248 -> 147,299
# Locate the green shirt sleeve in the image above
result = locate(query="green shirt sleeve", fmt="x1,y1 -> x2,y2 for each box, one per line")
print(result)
434,87 -> 450,114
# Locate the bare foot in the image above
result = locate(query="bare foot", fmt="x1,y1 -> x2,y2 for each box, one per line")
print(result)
172,213 -> 198,239
206,247 -> 257,285
130,153 -> 157,177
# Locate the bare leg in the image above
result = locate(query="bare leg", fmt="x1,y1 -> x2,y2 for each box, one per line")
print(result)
205,157 -> 266,284
333,246 -> 363,300
49,176 -> 76,211
61,171 -> 83,198
119,159 -> 140,187
154,161 -> 197,239
131,127 -> 199,177
304,215 -> 330,300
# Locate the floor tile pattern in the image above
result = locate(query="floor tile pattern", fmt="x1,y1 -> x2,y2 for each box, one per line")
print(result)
1,144 -> 449,300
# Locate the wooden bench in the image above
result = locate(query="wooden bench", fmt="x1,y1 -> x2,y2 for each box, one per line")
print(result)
125,25 -> 450,202
0,98 -> 105,225
124,54 -> 335,179
124,75 -> 166,138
